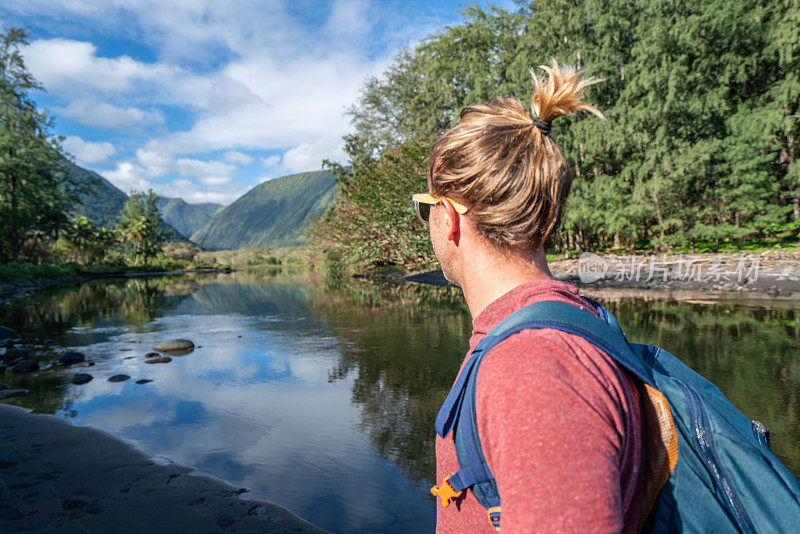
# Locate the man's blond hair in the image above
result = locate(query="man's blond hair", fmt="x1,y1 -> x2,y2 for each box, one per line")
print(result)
428,60 -> 604,251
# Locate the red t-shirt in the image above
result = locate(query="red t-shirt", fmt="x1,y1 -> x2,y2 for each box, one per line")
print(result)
435,280 -> 645,533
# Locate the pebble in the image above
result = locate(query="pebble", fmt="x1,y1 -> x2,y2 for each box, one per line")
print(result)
0,389 -> 28,400
145,356 -> 172,364
108,374 -> 131,382
71,373 -> 93,385
144,352 -> 160,358
3,347 -> 29,362
0,326 -> 19,340
153,339 -> 194,352
135,379 -> 153,384
12,360 -> 38,374
59,350 -> 85,365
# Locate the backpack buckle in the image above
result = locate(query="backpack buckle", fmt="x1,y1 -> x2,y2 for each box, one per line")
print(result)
487,506 -> 501,531
430,475 -> 463,507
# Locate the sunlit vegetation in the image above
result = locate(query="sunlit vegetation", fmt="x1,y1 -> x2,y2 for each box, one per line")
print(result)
313,0 -> 800,272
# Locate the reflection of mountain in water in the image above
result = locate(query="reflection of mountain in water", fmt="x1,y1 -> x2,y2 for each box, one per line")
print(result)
177,281 -> 312,318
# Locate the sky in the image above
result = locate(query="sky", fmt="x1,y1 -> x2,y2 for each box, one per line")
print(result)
0,0 -> 513,205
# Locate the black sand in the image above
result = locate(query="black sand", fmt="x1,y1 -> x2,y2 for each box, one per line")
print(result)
0,404 -> 327,533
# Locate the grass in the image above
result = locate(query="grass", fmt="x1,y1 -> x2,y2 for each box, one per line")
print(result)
0,263 -> 79,281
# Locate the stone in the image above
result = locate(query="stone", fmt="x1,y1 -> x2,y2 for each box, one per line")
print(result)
0,382 -> 7,390
12,360 -> 39,374
153,339 -> 194,353
108,374 -> 130,383
145,356 -> 171,364
144,352 -> 160,358
59,350 -> 85,365
135,379 -> 153,384
0,326 -> 19,341
0,389 -> 28,400
3,347 -> 29,362
71,373 -> 93,385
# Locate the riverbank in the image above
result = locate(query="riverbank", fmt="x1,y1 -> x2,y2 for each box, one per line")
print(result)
0,404 -> 327,533
0,267 -> 235,304
400,250 -> 800,297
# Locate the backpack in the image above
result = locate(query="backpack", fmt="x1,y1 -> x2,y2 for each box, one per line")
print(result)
433,299 -> 800,532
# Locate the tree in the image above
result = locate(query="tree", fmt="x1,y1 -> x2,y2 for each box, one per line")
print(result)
0,27 -> 72,262
60,215 -> 118,264
310,138 -> 435,272
118,190 -> 165,266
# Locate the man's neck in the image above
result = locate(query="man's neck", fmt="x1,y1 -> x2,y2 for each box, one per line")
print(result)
459,248 -> 553,319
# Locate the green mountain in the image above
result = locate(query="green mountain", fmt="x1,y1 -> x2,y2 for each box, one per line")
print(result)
155,197 -> 221,239
62,158 -> 183,240
62,157 -> 128,228
193,203 -> 224,218
191,170 -> 337,250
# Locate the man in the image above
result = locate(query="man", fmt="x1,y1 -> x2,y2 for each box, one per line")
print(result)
413,61 -> 645,533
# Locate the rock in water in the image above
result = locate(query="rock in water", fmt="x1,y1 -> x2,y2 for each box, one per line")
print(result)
72,373 -> 93,385
0,389 -> 28,400
144,352 -> 160,358
135,379 -> 153,384
59,350 -> 85,365
153,339 -> 194,353
145,356 -> 172,364
12,360 -> 38,374
3,347 -> 29,362
0,326 -> 19,341
0,382 -> 7,390
108,374 -> 130,382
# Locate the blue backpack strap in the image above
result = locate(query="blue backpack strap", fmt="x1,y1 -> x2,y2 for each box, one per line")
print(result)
434,299 -> 650,530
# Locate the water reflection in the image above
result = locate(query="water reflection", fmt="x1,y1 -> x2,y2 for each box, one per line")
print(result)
1,271 -> 799,534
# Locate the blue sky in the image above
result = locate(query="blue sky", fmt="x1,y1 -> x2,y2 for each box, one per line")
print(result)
0,0 -> 513,205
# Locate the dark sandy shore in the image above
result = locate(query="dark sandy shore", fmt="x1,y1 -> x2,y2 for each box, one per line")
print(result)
0,404 -> 327,534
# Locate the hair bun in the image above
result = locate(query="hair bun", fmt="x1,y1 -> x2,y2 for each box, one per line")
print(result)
530,59 -> 604,124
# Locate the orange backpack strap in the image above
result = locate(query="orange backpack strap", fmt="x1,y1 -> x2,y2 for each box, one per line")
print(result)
638,383 -> 679,531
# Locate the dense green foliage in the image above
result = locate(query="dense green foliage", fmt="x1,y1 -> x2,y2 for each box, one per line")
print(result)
317,0 -> 800,269
118,190 -> 167,266
191,170 -> 337,250
310,139 -> 435,272
0,28 -> 73,262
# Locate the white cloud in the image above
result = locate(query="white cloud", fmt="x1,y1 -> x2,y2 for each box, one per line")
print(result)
59,100 -> 164,131
24,38 -> 177,95
101,161 -> 152,194
281,138 -> 345,174
260,155 -> 280,168
62,136 -> 117,164
175,158 -> 235,186
223,151 -> 253,165
326,0 -> 371,38
157,179 -> 249,205
8,0 -> 456,204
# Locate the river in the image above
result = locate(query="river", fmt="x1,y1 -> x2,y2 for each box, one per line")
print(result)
1,269 -> 799,533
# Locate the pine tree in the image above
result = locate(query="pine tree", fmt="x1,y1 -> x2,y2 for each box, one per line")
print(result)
0,27 -> 72,262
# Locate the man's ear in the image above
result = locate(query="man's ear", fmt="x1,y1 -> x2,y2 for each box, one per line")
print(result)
441,199 -> 460,245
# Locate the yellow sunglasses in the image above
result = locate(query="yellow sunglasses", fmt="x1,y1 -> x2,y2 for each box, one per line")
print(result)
411,193 -> 468,224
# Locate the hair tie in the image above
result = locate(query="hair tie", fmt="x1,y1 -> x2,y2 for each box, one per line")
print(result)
532,118 -> 551,136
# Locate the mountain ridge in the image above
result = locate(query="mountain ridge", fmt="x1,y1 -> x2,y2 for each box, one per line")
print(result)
190,170 -> 337,250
